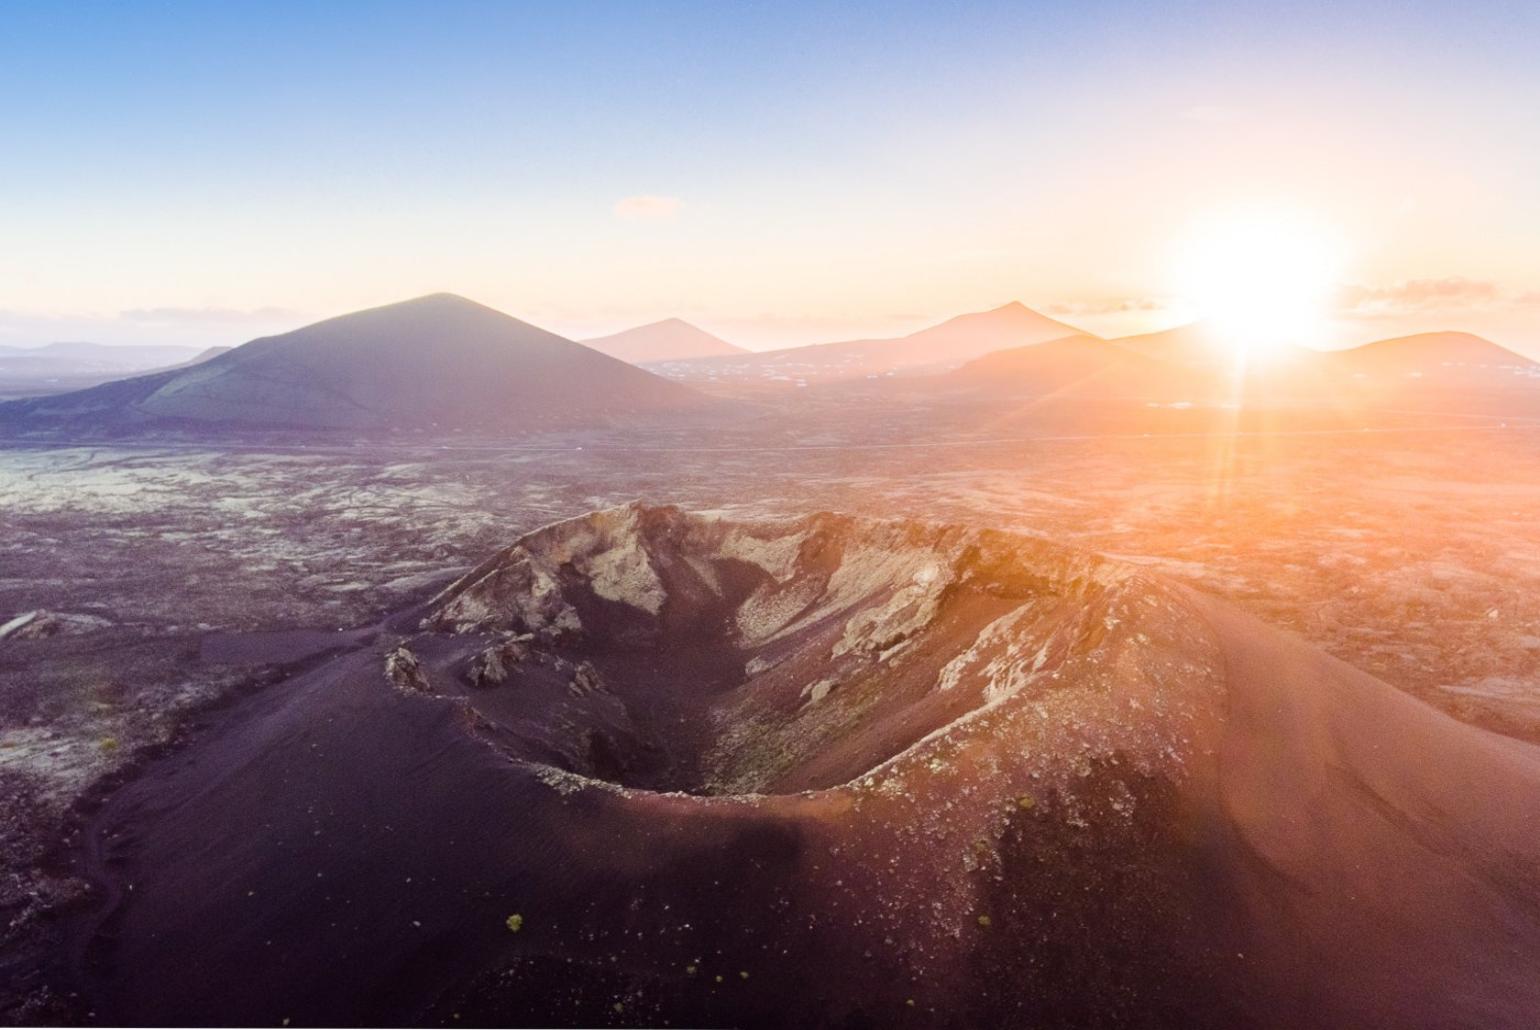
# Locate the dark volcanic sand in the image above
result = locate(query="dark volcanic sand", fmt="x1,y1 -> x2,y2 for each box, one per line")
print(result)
56,505 -> 1540,1028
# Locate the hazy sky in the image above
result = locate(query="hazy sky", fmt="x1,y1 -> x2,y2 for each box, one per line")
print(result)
3,1 -> 1538,352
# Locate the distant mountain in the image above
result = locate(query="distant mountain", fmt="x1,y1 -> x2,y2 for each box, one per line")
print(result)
653,302 -> 1090,383
0,341 -> 207,374
581,319 -> 746,364
942,324 -> 1540,410
0,341 -> 219,400
1316,331 -> 1540,413
1324,331 -> 1536,374
0,294 -> 712,434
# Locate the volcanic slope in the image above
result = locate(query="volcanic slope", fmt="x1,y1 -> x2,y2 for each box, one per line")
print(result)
0,294 -> 710,433
64,504 -> 1540,1028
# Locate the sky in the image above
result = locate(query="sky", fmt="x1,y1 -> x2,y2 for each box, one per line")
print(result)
2,0 -> 1538,354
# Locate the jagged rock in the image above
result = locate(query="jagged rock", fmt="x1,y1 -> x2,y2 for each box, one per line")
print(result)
567,661 -> 603,696
384,645 -> 431,694
467,635 -> 533,688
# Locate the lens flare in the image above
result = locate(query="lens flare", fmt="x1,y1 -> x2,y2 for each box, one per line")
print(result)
1174,207 -> 1347,356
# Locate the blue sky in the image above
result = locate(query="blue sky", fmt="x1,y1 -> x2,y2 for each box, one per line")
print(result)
3,1 -> 1537,350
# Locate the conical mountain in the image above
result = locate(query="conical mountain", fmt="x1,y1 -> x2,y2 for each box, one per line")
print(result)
0,294 -> 711,433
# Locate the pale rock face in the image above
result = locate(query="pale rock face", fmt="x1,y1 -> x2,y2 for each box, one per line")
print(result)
427,504 -> 666,634
428,552 -> 581,636
713,521 -> 810,581
0,609 -> 113,642
832,562 -> 953,659
566,515 -> 666,615
801,678 -> 837,703
935,603 -> 1053,703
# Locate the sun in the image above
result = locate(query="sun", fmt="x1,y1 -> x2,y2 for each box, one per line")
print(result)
1173,207 -> 1346,357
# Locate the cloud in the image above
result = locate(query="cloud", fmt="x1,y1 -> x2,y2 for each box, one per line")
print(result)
613,195 -> 682,221
118,305 -> 302,326
0,305 -> 306,348
1336,277 -> 1502,318
1045,297 -> 1171,316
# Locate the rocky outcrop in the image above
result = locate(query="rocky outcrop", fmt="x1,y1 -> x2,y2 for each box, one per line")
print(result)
383,645 -> 431,695
568,660 -> 603,696
466,635 -> 533,687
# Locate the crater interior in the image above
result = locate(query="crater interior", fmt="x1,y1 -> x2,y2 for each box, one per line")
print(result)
390,502 -> 1173,796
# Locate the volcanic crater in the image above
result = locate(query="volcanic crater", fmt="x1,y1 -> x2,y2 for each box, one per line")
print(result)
395,502 -> 1192,798
61,504 -> 1540,1029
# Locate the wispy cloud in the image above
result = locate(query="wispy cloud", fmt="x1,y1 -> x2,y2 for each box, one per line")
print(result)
119,305 -> 301,326
1336,277 -> 1502,318
613,195 -> 682,221
1045,297 -> 1172,316
0,306 -> 306,348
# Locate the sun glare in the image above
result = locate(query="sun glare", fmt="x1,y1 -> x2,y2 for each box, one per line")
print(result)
1174,208 -> 1346,357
